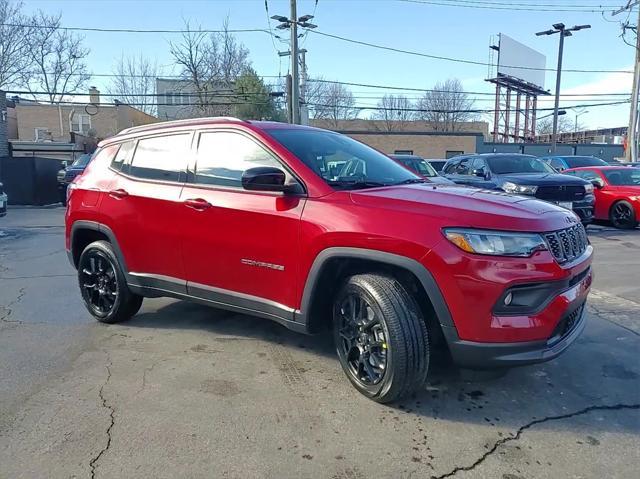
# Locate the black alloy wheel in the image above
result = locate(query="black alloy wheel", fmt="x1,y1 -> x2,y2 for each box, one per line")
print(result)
336,292 -> 389,386
610,201 -> 638,229
80,249 -> 119,316
333,274 -> 430,403
78,240 -> 143,323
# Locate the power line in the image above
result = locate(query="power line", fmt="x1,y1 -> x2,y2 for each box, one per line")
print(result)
306,29 -> 633,74
0,23 -> 270,34
396,0 -> 623,13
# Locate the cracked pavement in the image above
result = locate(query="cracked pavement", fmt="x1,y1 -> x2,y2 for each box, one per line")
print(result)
1,208 -> 639,478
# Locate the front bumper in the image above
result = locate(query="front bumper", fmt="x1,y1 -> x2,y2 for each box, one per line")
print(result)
0,193 -> 7,216
571,195 -> 595,224
443,301 -> 587,368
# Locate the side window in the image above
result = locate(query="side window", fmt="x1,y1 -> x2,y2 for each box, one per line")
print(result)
455,158 -> 471,175
110,141 -> 136,172
470,158 -> 486,172
129,134 -> 190,182
443,160 -> 459,174
194,131 -> 284,188
549,158 -> 565,170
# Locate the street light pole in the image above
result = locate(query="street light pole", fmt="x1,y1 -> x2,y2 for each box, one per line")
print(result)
536,23 -> 591,153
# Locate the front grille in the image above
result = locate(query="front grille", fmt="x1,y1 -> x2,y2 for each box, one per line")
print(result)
549,303 -> 584,345
544,224 -> 588,264
535,185 -> 585,202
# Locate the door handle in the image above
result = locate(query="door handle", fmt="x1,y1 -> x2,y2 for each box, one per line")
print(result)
108,188 -> 129,199
184,198 -> 212,211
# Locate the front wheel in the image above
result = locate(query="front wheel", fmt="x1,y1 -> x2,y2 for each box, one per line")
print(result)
333,274 -> 429,403
609,200 -> 638,229
78,240 -> 143,323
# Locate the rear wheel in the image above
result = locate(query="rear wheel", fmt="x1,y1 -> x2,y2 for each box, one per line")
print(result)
333,273 -> 429,403
609,200 -> 638,229
78,240 -> 142,323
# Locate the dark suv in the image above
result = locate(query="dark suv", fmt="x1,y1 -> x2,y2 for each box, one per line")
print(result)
57,154 -> 93,205
65,119 -> 593,403
442,153 -> 595,224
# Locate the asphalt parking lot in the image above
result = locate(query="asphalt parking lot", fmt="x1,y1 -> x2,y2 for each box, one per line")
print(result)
1,207 -> 639,479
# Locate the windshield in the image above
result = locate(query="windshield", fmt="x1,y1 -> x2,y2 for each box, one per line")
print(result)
71,154 -> 92,168
603,168 -> 640,186
565,156 -> 608,168
487,155 -> 555,174
397,158 -> 438,177
266,128 -> 419,188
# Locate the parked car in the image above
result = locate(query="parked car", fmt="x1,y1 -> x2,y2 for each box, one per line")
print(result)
564,166 -> 640,229
65,118 -> 593,403
539,155 -> 608,172
0,182 -> 7,217
427,159 -> 447,172
442,153 -> 595,224
388,154 -> 454,184
57,153 -> 93,205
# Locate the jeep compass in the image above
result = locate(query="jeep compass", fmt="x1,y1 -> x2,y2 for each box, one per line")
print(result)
65,118 -> 593,403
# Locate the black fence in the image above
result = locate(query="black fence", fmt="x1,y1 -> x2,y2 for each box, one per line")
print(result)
0,156 -> 65,206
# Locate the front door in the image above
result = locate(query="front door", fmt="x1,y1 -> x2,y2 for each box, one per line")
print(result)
179,129 -> 305,313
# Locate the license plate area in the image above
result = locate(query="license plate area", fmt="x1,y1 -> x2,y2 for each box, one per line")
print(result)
556,201 -> 573,210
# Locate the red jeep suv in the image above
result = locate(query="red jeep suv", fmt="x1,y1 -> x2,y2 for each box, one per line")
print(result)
65,118 -> 593,403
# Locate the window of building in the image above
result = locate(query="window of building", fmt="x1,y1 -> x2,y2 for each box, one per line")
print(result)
70,114 -> 91,135
194,131 -> 284,188
164,93 -> 174,106
129,134 -> 191,182
446,150 -> 464,159
394,150 -> 413,155
34,128 -> 50,141
110,141 -> 136,172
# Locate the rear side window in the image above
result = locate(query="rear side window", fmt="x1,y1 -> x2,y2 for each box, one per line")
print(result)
194,131 -> 284,188
129,134 -> 191,182
110,141 -> 136,172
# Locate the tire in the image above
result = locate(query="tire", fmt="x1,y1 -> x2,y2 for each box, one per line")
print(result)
333,273 -> 429,403
609,200 -> 638,229
77,240 -> 143,323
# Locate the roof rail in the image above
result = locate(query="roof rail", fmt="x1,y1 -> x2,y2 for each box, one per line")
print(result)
119,116 -> 246,136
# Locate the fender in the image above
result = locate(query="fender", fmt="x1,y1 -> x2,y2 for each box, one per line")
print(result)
69,220 -> 129,273
294,247 -> 455,329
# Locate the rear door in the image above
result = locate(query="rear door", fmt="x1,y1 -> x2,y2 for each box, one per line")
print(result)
179,129 -> 305,311
100,132 -> 193,290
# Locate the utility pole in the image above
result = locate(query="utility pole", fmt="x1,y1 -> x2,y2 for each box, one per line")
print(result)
613,1 -> 640,162
289,0 -> 300,125
299,48 -> 309,125
536,23 -> 591,153
271,4 -> 317,125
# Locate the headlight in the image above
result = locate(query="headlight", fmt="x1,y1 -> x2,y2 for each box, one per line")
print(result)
584,183 -> 594,194
502,182 -> 538,195
443,228 -> 548,257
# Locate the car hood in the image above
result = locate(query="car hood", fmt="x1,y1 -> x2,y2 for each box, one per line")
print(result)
424,176 -> 455,185
496,173 -> 588,186
350,184 -> 579,232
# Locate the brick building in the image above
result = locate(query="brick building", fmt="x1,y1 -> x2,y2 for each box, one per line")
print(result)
8,87 -> 157,142
310,119 -> 489,158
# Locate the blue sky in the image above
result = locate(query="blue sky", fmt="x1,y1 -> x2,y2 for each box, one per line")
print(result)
23,0 -> 635,129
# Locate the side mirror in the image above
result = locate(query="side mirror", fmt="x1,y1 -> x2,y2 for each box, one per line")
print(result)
591,178 -> 604,189
472,168 -> 486,178
241,167 -> 300,194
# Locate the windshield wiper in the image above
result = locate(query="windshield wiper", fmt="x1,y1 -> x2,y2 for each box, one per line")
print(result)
393,178 -> 427,185
327,179 -> 390,189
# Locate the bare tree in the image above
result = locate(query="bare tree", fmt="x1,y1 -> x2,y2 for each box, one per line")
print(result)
0,0 -> 32,89
372,94 -> 415,131
169,18 -> 250,117
308,80 -> 358,128
536,115 -> 579,135
415,78 -> 476,131
22,11 -> 90,102
108,54 -> 158,115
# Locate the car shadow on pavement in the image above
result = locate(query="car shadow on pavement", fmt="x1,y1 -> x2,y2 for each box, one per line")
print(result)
124,298 -> 640,436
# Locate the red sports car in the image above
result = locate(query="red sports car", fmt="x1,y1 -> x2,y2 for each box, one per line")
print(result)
564,166 -> 640,229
